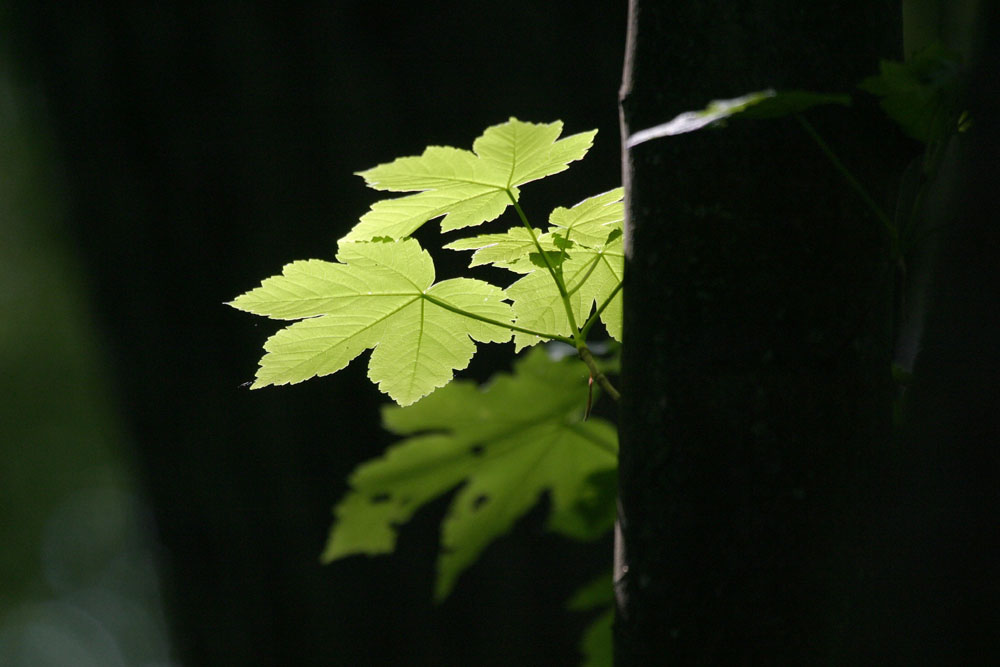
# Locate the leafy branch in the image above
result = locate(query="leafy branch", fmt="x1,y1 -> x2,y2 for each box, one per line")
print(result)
508,194 -> 582,338
232,118 -> 622,406
230,118 -> 624,623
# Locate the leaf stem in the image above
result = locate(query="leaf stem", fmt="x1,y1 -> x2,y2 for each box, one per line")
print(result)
421,293 -> 575,345
796,115 -> 898,255
504,193 -> 621,402
577,345 -> 620,402
507,191 -> 582,340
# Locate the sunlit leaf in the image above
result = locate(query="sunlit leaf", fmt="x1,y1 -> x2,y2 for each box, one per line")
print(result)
343,118 -> 596,241
507,222 -> 624,350
446,190 -> 624,348
229,238 -> 513,406
548,188 -> 624,248
442,227 -> 559,273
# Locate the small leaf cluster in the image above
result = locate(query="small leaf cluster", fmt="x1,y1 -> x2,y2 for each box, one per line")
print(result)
231,118 -> 621,406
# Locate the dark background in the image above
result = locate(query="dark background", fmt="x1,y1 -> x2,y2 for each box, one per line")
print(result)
3,2 -> 626,665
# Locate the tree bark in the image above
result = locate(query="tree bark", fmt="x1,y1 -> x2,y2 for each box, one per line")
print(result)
873,4 -> 1000,660
616,1 -> 906,662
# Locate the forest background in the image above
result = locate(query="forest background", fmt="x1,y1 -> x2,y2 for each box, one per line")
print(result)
2,3 -> 625,665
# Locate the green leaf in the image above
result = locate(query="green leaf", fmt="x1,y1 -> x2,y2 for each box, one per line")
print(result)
229,238 -> 513,406
442,227 -> 559,274
446,189 -> 623,274
566,572 -> 614,611
579,609 -> 613,667
626,89 -> 850,147
552,234 -> 576,250
529,250 -> 566,270
444,190 -> 625,348
558,468 -> 617,540
736,90 -> 851,119
859,41 -> 964,142
548,188 -> 624,248
568,574 -> 614,667
507,223 -> 623,349
321,347 -> 618,600
343,118 -> 597,241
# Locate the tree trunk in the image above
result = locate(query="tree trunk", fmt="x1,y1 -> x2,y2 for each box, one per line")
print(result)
873,4 -> 1000,660
616,1 -> 906,662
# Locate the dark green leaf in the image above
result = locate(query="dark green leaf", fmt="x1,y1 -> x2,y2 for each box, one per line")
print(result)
322,347 -> 618,600
737,90 -> 851,119
626,90 -> 849,147
859,41 -> 964,142
579,609 -> 613,667
568,573 -> 614,666
566,572 -> 613,611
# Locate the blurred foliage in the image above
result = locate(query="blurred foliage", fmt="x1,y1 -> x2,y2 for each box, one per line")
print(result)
0,39 -> 174,666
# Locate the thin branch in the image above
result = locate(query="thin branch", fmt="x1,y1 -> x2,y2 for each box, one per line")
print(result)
577,344 -> 621,402
796,115 -> 898,254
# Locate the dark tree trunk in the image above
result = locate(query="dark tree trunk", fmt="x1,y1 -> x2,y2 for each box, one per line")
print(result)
873,5 -> 1000,660
616,1 -> 907,662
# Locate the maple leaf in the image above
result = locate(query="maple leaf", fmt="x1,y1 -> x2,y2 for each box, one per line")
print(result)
442,227 -> 561,274
447,190 -> 624,349
506,230 -> 623,349
229,238 -> 513,406
547,187 -> 624,248
321,347 -> 618,600
859,42 -> 964,143
342,118 -> 596,242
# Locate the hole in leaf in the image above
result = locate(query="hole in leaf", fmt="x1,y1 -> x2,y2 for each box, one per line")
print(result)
470,444 -> 485,457
472,494 -> 488,510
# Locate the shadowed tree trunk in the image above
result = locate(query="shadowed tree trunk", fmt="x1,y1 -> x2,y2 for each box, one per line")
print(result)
615,1 -> 907,662
873,4 -> 1000,660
